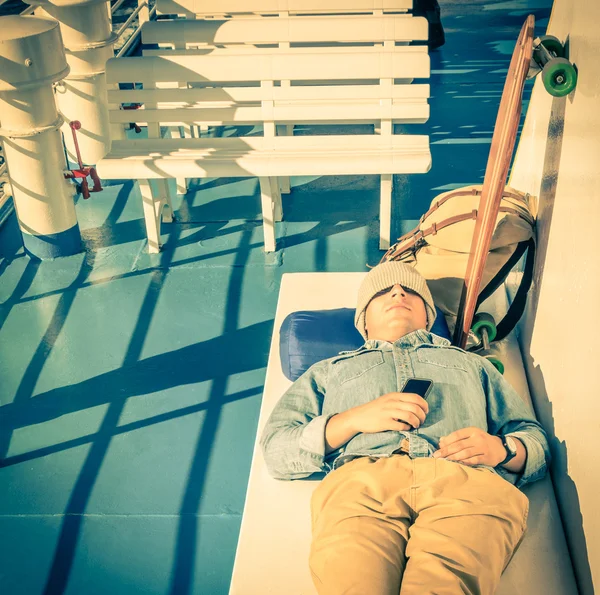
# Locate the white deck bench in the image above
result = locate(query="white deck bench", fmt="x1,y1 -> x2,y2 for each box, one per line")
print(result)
229,273 -> 578,594
140,11 -> 429,213
155,0 -> 415,19
97,15 -> 431,253
147,1 -> 428,242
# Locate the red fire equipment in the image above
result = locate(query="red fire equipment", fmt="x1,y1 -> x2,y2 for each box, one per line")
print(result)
63,120 -> 103,199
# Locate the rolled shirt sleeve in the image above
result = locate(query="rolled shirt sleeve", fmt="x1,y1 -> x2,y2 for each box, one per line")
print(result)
260,360 -> 334,480
480,358 -> 551,488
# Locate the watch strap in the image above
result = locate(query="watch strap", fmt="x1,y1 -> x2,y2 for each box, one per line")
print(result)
498,435 -> 517,466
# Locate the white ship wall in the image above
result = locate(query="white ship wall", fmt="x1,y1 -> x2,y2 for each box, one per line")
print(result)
508,0 -> 600,592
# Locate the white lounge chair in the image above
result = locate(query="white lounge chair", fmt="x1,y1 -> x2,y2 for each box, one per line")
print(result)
229,272 -> 577,594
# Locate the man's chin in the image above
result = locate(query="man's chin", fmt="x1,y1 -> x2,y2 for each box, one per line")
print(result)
370,324 -> 418,343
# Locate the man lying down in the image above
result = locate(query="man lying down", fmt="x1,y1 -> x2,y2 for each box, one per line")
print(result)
260,262 -> 550,595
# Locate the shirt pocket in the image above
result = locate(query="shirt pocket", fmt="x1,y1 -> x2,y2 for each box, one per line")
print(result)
416,348 -> 468,372
331,350 -> 385,385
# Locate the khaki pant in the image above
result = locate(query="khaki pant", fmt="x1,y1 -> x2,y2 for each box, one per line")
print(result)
309,454 -> 529,595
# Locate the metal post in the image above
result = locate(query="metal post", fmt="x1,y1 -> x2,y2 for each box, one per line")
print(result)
27,0 -> 121,166
0,15 -> 82,259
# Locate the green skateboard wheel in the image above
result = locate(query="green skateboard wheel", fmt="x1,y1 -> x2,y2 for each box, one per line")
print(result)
471,312 -> 497,343
538,35 -> 564,58
542,58 -> 578,97
485,355 -> 505,375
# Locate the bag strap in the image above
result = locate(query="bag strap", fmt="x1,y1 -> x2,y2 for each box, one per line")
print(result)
475,238 -> 536,342
381,206 -> 533,263
381,187 -> 534,264
419,187 -> 534,227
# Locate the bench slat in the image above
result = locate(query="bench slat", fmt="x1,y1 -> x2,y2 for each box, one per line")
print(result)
103,134 -> 429,151
141,15 -> 427,45
108,84 -> 430,104
109,103 -> 429,125
139,47 -> 421,57
106,49 -> 429,84
157,0 -> 413,17
96,135 -> 431,179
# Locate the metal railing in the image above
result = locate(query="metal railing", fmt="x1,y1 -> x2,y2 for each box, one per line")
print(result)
0,0 -> 155,220
116,0 -> 157,57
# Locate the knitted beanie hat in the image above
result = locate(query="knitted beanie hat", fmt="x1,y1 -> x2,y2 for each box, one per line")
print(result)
354,262 -> 437,339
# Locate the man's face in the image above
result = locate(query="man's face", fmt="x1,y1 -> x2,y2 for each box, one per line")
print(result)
365,284 -> 428,342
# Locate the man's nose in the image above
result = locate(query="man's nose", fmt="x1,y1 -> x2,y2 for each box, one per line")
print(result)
390,284 -> 406,299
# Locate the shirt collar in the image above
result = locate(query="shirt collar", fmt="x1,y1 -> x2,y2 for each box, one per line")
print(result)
364,329 -> 451,350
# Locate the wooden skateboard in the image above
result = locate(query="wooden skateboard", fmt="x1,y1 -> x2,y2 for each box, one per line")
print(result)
453,15 -> 536,350
453,15 -> 577,353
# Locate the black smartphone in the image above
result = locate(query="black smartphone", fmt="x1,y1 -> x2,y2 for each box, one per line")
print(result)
401,378 -> 433,400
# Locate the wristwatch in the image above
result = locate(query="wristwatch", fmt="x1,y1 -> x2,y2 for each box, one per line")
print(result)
498,435 -> 518,466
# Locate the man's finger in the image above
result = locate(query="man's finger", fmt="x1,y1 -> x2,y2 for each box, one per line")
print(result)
390,403 -> 423,423
392,420 -> 412,432
393,402 -> 426,423
435,438 -> 472,458
397,392 -> 429,414
433,446 -> 483,461
439,427 -> 476,446
456,455 -> 484,466
392,410 -> 421,428
439,446 -> 482,462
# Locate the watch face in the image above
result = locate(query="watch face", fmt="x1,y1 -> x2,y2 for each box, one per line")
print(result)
506,437 -> 518,454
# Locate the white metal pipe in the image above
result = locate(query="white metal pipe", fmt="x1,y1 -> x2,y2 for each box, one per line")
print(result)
0,162 -> 13,222
0,0 -> 134,229
0,15 -> 81,259
27,0 -> 122,165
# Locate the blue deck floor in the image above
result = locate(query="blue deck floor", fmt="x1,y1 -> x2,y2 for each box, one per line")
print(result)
0,1 -> 552,593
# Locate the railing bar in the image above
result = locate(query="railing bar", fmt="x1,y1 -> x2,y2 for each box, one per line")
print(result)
117,5 -> 156,57
115,1 -> 148,39
111,0 -> 128,14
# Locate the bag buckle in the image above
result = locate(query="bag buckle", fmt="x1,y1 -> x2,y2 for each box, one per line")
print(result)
413,230 -> 427,250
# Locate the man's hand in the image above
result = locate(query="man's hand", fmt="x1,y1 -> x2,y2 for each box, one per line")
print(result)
433,427 -> 506,467
351,391 -> 429,434
325,391 -> 428,454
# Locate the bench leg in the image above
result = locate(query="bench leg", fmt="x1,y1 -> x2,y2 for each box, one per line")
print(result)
168,126 -> 188,194
279,177 -> 291,194
139,179 -> 174,253
259,176 -> 277,253
379,174 -> 393,251
270,177 -> 283,222
278,124 -> 293,194
175,179 -> 187,195
139,179 -> 162,253
155,179 -> 174,223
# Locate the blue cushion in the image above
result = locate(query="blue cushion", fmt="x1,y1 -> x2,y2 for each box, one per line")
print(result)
280,306 -> 451,381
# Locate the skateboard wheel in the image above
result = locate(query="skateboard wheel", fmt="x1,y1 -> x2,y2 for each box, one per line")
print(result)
542,58 -> 578,97
484,355 -> 505,375
471,312 -> 497,343
538,35 -> 564,58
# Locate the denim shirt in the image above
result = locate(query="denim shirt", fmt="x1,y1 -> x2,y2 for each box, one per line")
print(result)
261,330 -> 550,489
